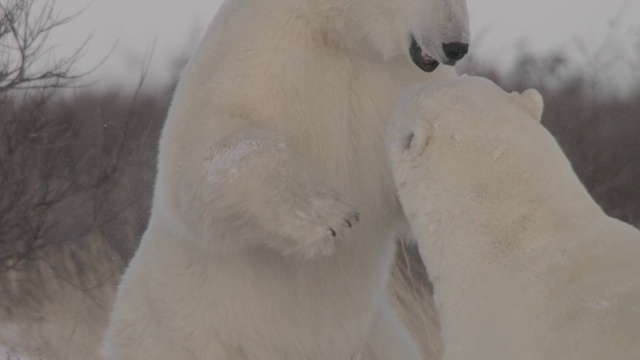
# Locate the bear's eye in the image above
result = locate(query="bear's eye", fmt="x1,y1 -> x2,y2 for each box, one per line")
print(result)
404,132 -> 415,151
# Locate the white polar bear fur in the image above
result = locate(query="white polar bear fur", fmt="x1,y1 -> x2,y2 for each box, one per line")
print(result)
386,76 -> 640,360
103,0 -> 470,358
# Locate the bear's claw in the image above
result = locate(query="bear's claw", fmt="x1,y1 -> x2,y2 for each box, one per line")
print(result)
344,210 -> 360,229
329,227 -> 337,237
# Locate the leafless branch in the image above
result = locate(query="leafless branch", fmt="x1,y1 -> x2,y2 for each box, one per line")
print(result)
0,0 -> 88,93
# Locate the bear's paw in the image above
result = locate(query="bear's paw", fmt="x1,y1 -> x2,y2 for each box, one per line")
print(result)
264,181 -> 360,259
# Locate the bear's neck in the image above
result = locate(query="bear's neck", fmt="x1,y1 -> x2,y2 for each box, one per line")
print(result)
420,177 -> 604,285
179,0 -> 421,138
416,138 -> 605,281
410,153 -> 606,352
415,168 -> 607,358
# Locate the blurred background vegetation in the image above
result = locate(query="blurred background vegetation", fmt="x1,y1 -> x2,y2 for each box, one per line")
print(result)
1,0 -> 639,358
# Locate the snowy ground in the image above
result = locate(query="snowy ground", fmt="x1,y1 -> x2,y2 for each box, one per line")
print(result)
0,345 -> 41,360
0,323 -> 46,360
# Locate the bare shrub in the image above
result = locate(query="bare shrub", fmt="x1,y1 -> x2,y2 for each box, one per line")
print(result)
0,83 -> 171,358
0,0 -> 90,274
0,1 -> 148,357
0,0 -> 86,92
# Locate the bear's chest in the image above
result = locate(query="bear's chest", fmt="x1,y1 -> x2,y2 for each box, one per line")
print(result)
266,60 -> 405,184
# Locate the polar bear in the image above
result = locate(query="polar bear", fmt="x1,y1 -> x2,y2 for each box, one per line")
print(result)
386,76 -> 640,360
103,0 -> 470,359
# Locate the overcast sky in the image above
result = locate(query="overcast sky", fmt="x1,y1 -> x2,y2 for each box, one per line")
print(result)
48,0 -> 640,92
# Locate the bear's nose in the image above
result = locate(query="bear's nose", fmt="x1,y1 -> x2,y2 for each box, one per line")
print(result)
442,42 -> 469,62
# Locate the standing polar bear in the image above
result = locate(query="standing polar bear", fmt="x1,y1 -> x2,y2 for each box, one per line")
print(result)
387,76 -> 640,360
104,0 -> 470,358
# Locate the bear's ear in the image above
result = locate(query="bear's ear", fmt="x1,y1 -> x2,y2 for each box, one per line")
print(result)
401,120 -> 434,160
513,88 -> 544,122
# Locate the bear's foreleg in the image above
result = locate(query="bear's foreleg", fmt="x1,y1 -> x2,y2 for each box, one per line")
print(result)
168,126 -> 360,258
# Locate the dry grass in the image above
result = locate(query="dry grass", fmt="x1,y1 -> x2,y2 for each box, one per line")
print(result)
391,241 -> 443,360
1,233 -> 120,360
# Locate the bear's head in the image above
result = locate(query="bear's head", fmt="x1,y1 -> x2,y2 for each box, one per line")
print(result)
329,0 -> 470,71
385,76 -> 553,228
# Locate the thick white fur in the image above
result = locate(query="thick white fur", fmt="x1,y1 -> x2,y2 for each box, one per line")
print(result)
103,0 -> 469,358
387,76 -> 640,360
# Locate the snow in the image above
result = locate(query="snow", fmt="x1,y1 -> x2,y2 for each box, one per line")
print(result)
206,139 -> 262,182
0,345 -> 42,360
0,324 -> 46,360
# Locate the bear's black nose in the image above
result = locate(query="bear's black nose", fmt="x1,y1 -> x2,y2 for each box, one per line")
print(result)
442,42 -> 469,62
